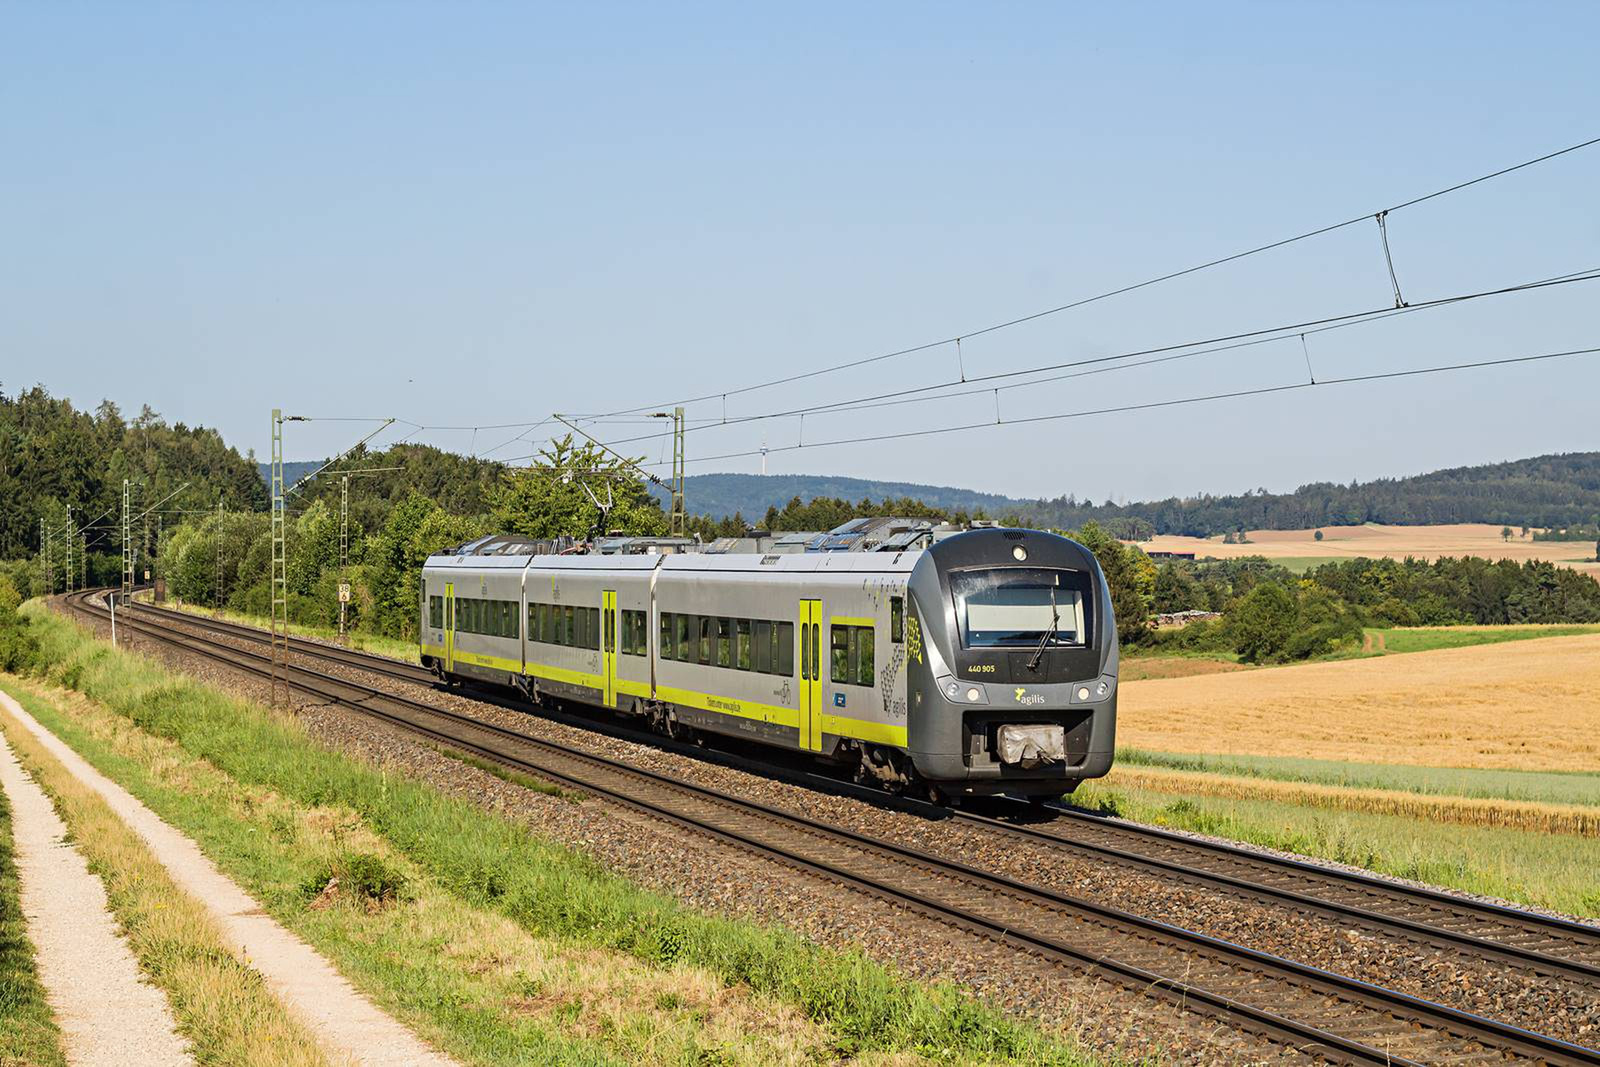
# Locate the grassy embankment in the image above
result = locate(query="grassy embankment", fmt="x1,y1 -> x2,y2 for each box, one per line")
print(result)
0,750 -> 67,1067
0,698 -> 331,1065
13,601 -> 1102,1066
1099,630 -> 1600,917
145,595 -> 419,663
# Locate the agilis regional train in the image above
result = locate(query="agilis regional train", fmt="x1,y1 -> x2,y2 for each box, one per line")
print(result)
420,526 -> 1117,801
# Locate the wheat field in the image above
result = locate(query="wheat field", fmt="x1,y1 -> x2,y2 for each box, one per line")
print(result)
1117,632 -> 1600,771
1138,522 -> 1600,577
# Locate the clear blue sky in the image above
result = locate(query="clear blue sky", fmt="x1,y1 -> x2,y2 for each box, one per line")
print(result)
3,2 -> 1597,503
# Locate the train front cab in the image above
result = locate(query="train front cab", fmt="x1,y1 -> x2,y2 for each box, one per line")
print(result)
903,528 -> 1118,798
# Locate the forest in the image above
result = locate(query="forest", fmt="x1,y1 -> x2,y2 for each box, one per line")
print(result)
5,384 -> 1600,662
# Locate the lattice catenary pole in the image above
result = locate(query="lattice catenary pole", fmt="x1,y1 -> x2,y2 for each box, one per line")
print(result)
269,409 -> 290,708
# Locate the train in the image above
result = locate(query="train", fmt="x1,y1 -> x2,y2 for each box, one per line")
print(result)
419,525 -> 1117,801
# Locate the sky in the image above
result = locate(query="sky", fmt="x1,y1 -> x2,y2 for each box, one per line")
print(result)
3,2 -> 1598,503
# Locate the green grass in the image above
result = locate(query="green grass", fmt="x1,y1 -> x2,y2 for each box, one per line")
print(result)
1365,624 -> 1600,654
0,750 -> 68,1067
1075,779 -> 1600,918
18,601 -> 1102,1065
1116,748 -> 1600,807
1265,555 -> 1344,574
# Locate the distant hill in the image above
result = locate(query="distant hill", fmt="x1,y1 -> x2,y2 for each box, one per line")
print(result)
655,454 -> 1600,537
253,451 -> 1600,539
655,473 -> 1029,523
1013,452 -> 1600,537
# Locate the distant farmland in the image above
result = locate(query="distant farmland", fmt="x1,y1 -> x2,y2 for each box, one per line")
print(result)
1139,522 -> 1600,577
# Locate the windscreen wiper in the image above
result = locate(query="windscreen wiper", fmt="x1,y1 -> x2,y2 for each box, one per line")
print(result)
1026,586 -> 1060,672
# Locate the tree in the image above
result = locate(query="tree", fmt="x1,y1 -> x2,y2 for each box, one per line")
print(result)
1313,529 -> 1324,542
490,435 -> 666,540
1501,526 -> 1513,542
1225,582 -> 1298,663
1071,522 -> 1156,645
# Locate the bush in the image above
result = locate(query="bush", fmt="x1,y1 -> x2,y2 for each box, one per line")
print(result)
0,577 -> 40,673
1224,581 -> 1362,664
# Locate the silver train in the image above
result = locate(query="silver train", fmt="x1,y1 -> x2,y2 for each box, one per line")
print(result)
420,527 -> 1117,800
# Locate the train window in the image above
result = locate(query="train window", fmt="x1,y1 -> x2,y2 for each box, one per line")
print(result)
676,614 -> 693,662
776,622 -> 795,676
430,596 -> 442,630
890,597 -> 904,643
752,620 -> 772,672
592,608 -> 602,650
716,618 -> 732,667
535,603 -> 547,643
637,611 -> 650,655
856,627 -> 875,686
735,619 -> 752,670
697,616 -> 713,665
830,626 -> 850,683
951,567 -> 1087,648
563,605 -> 575,646
659,612 -> 674,659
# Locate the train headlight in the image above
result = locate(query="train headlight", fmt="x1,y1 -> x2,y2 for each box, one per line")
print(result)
1096,679 -> 1110,698
945,682 -> 960,700
965,687 -> 981,702
1012,545 -> 1028,561
1076,686 -> 1091,702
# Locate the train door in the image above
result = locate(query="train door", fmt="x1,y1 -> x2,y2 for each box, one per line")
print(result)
797,599 -> 822,751
602,589 -> 618,708
444,583 -> 455,672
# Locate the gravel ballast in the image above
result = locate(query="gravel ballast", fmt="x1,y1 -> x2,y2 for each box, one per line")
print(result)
74,603 -> 1600,1061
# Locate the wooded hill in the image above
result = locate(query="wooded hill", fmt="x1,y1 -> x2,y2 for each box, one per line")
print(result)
666,454 -> 1600,537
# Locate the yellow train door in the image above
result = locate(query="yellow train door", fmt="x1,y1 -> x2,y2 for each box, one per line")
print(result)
797,599 -> 822,750
444,582 -> 455,672
602,589 -> 618,708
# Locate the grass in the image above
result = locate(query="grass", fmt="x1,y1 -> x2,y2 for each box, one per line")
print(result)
1365,624 -> 1600,654
1074,778 -> 1600,919
17,601 -> 1102,1065
1261,555 -> 1343,574
1096,763 -> 1598,837
0,743 -> 67,1067
149,597 -> 420,664
0,690 -> 331,1066
1117,747 -> 1600,807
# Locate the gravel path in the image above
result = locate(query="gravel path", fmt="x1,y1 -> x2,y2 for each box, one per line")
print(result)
83,606 -> 1600,1061
0,685 -> 461,1067
0,701 -> 192,1067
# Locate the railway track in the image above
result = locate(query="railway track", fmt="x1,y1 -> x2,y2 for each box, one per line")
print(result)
131,597 -> 1600,987
71,591 -> 1600,1065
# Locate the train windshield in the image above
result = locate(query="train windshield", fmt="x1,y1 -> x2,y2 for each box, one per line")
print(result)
951,568 -> 1087,648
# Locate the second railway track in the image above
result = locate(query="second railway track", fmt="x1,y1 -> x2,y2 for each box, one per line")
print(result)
132,597 -> 1600,986
70,592 -> 1600,1065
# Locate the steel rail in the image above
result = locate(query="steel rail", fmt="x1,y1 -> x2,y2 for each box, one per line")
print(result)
69,592 -> 1600,1066
131,598 -> 1600,985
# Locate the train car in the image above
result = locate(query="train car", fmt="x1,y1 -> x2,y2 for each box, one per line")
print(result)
420,527 -> 1116,800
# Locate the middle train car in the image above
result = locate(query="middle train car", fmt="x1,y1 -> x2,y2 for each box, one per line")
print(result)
420,527 -> 1117,799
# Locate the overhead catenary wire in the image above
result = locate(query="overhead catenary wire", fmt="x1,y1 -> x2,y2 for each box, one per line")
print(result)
531,265 -> 1600,456
572,134 -> 1600,422
602,342 -> 1600,471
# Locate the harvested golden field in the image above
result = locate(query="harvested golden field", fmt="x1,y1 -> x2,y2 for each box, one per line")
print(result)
1138,522 -> 1600,577
1117,632 -> 1600,771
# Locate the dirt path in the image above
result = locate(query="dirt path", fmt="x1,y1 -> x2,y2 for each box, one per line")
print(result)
0,688 -> 460,1067
0,721 -> 192,1067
